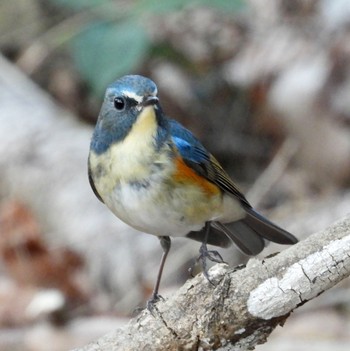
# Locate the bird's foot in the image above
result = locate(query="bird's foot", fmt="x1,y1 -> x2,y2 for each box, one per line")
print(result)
199,244 -> 225,264
189,243 -> 226,284
146,292 -> 164,312
132,292 -> 165,316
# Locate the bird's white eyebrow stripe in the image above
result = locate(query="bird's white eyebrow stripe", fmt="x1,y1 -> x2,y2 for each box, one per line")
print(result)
123,91 -> 143,103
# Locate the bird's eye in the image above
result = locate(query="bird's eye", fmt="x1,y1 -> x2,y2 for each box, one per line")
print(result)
114,97 -> 126,111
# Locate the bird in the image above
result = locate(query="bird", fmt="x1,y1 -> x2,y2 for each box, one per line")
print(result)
88,74 -> 298,306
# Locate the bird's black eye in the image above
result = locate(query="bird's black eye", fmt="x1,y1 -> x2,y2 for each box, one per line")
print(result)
114,97 -> 126,111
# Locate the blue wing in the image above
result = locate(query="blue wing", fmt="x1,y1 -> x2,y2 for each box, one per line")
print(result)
168,119 -> 250,207
168,119 -> 298,254
169,119 -> 209,164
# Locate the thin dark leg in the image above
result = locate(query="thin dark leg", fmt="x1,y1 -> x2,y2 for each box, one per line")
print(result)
147,236 -> 171,309
190,222 -> 225,283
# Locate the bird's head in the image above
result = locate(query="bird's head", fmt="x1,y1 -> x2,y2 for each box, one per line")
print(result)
91,75 -> 163,154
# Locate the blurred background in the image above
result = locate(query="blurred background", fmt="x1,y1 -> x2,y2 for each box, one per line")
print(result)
0,0 -> 350,350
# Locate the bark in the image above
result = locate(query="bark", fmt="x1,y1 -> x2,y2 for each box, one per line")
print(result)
74,214 -> 350,351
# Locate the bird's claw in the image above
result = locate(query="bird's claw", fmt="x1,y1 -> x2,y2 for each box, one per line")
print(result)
146,293 -> 164,312
189,243 -> 226,284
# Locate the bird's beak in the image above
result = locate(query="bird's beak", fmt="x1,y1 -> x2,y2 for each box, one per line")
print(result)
142,96 -> 159,107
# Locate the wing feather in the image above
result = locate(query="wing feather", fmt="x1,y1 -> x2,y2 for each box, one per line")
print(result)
169,119 -> 250,207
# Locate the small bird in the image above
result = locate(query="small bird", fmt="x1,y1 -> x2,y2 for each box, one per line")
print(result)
88,75 -> 298,305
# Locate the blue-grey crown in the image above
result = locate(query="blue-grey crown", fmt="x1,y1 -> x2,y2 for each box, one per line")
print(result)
106,75 -> 158,101
90,75 -> 164,155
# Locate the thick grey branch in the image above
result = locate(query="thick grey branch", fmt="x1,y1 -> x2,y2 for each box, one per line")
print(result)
75,214 -> 350,351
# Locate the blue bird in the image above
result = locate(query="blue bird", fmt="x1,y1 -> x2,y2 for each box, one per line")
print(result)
88,75 -> 298,306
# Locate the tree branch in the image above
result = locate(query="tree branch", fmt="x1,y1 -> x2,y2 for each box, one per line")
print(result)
74,214 -> 350,351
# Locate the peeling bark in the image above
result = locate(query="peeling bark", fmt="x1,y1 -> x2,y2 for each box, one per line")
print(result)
74,215 -> 350,350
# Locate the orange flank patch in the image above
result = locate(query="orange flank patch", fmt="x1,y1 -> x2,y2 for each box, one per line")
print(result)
174,156 -> 220,196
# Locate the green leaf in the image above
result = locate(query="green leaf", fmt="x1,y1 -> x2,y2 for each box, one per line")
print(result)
49,0 -> 109,11
200,0 -> 246,12
135,0 -> 189,15
135,0 -> 245,15
72,20 -> 150,96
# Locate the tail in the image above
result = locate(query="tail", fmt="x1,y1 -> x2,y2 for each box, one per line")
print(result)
186,208 -> 298,256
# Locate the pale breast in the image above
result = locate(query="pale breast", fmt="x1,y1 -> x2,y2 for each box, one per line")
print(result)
104,170 -> 224,237
89,103 -> 238,236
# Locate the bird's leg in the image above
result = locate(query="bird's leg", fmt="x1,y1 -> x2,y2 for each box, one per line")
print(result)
147,236 -> 171,310
190,222 -> 225,283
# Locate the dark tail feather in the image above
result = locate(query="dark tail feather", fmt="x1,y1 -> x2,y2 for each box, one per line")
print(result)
244,209 -> 298,245
211,221 -> 265,256
186,225 -> 232,248
186,209 -> 298,256
186,222 -> 264,255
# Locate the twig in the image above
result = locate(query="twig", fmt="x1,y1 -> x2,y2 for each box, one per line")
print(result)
16,12 -> 92,75
247,137 -> 298,208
